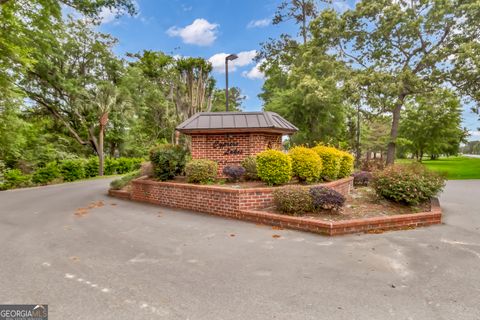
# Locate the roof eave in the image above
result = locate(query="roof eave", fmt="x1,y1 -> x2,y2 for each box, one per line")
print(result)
176,128 -> 297,135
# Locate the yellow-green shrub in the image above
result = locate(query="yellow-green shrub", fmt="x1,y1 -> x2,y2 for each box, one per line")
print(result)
312,145 -> 341,181
288,146 -> 322,183
256,149 -> 292,186
338,151 -> 354,178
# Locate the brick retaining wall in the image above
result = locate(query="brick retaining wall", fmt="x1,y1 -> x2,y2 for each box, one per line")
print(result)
240,198 -> 442,236
111,176 -> 441,236
130,177 -> 353,215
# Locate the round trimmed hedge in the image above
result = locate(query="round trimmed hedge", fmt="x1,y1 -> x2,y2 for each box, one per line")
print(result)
338,151 -> 354,178
256,149 -> 292,186
273,185 -> 313,215
288,146 -> 322,183
312,145 -> 341,181
185,159 -> 218,184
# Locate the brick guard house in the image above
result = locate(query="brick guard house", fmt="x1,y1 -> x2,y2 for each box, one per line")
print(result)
176,112 -> 298,175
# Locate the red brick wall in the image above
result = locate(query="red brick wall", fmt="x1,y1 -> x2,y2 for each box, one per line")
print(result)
190,133 -> 282,175
130,177 -> 353,216
117,177 -> 442,236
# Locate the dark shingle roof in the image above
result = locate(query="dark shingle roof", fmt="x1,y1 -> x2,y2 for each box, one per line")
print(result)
176,112 -> 298,134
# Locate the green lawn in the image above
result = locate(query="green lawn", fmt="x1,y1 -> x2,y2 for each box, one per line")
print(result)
396,156 -> 480,180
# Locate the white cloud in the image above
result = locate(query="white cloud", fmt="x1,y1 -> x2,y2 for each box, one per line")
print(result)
208,50 -> 257,72
247,18 -> 270,28
98,7 -> 117,24
242,61 -> 265,80
97,0 -> 141,25
167,18 -> 219,46
182,4 -> 193,12
333,1 -> 351,12
469,130 -> 480,137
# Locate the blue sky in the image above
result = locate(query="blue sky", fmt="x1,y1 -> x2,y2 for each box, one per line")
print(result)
97,0 -> 479,139
98,0 -> 294,113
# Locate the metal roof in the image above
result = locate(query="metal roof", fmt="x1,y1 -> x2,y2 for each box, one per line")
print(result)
176,112 -> 298,134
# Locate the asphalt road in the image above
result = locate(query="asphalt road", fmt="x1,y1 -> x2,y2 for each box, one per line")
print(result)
0,179 -> 479,320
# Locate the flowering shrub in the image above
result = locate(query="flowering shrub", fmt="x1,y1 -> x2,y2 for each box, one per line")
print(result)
338,151 -> 354,178
288,146 -> 322,183
241,156 -> 258,180
353,171 -> 373,186
273,185 -> 313,215
309,186 -> 345,211
223,165 -> 246,182
185,159 -> 218,184
312,145 -> 341,181
372,164 -> 445,205
256,149 -> 292,186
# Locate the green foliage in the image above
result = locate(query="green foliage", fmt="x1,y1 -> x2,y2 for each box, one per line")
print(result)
116,157 -> 133,174
310,0 -> 480,163
116,157 -> 143,174
0,160 -> 5,183
60,159 -> 86,182
241,156 -> 258,181
110,170 -> 141,190
84,157 -> 100,178
1,169 -> 32,190
372,164 -> 445,206
399,90 -> 466,159
104,158 -> 119,175
211,87 -> 244,112
185,159 -> 218,184
262,53 -> 347,145
273,186 -> 313,215
149,144 -> 188,181
337,151 -> 354,178
288,146 -> 322,183
312,145 -> 341,181
256,149 -> 292,186
32,162 -> 61,185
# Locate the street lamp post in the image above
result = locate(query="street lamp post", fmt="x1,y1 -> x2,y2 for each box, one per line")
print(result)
225,53 -> 238,112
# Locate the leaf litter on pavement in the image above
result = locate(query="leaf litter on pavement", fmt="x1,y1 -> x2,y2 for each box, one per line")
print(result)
74,200 -> 104,217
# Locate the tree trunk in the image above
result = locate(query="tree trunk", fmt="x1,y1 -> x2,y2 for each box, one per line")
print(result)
98,113 -> 109,176
98,125 -> 104,176
355,105 -> 361,168
386,101 -> 404,165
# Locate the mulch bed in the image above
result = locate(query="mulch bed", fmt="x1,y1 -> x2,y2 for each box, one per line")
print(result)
262,186 -> 431,222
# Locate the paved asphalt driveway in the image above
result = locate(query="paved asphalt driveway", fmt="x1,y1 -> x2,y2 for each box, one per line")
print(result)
0,179 -> 479,320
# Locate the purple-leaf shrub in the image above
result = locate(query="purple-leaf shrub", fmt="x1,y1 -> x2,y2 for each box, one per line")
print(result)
309,186 -> 346,211
223,165 -> 246,182
353,171 -> 373,186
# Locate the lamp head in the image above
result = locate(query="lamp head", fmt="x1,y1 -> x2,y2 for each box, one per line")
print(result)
226,54 -> 238,61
